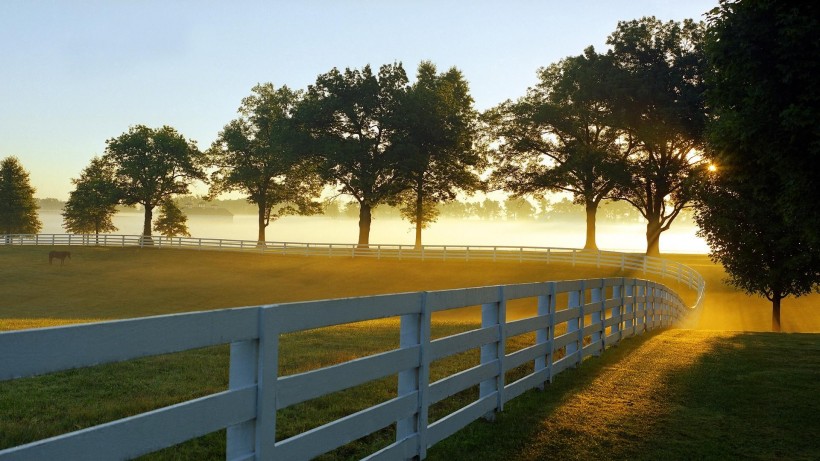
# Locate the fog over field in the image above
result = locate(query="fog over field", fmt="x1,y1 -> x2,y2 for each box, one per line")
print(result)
36,210 -> 708,254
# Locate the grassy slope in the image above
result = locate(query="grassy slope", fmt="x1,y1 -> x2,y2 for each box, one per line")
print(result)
1,246 -> 818,459
3,246 -> 817,331
1,245 -> 627,326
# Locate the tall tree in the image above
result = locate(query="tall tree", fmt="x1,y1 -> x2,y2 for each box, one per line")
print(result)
209,83 -> 323,245
62,156 -> 120,238
606,17 -> 708,256
487,48 -> 632,250
104,125 -> 205,239
154,198 -> 191,239
296,63 -> 409,246
395,61 -> 484,247
696,0 -> 820,331
0,156 -> 41,235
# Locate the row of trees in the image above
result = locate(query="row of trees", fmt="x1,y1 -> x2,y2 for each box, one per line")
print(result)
52,17 -> 707,256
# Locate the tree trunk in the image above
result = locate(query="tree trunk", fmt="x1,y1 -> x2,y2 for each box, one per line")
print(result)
257,204 -> 267,246
142,205 -> 154,245
645,219 -> 662,257
772,291 -> 782,332
358,203 -> 372,247
584,203 -> 598,251
142,206 -> 153,237
414,192 -> 423,249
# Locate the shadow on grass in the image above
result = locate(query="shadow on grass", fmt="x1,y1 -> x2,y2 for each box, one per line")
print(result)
427,330 -> 820,461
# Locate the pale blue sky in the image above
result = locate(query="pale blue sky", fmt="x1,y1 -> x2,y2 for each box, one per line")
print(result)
1,1 -> 717,199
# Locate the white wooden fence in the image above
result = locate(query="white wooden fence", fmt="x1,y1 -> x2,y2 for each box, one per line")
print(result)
0,234 -> 704,460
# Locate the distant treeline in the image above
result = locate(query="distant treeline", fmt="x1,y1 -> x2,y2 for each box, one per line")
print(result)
36,196 -> 694,224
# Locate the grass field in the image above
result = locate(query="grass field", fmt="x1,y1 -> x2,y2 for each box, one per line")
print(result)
428,329 -> 820,460
1,245 -> 818,459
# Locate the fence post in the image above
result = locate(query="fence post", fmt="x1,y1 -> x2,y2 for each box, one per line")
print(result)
255,307 -> 280,458
397,293 -> 430,460
612,280 -> 622,344
566,282 -> 584,366
535,282 -> 556,388
226,339 -> 259,460
480,286 -> 506,420
660,289 -> 667,327
637,282 -> 647,334
591,280 -> 605,355
625,280 -> 635,337
643,284 -> 650,330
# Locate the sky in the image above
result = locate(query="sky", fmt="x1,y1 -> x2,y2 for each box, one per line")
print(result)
1,0 -> 718,200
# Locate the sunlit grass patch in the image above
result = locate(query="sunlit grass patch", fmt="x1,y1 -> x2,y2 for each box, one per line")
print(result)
426,330 -> 820,461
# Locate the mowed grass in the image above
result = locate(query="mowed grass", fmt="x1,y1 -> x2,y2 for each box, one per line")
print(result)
1,245 -> 628,324
428,330 -> 820,461
1,246 -> 818,460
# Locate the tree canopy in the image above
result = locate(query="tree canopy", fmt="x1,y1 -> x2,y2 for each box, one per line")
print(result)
0,156 -> 41,235
154,199 -> 191,239
62,156 -> 119,236
487,48 -> 632,250
606,17 -> 708,256
104,125 -> 205,238
209,83 -> 323,244
295,63 -> 409,246
696,0 -> 820,331
395,61 -> 484,247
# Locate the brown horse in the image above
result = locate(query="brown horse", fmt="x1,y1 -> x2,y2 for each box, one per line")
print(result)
49,251 -> 71,266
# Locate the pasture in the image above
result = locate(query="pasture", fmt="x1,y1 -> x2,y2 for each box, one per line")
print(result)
1,245 -> 818,459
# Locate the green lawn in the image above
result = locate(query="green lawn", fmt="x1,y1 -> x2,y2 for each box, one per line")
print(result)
1,246 -> 818,460
428,330 -> 820,461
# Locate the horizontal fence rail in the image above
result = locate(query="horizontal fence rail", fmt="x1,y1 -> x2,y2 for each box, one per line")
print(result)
1,234 -> 704,460
1,233 -> 705,310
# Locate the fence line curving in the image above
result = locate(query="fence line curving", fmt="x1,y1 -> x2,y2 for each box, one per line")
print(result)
0,234 -> 706,460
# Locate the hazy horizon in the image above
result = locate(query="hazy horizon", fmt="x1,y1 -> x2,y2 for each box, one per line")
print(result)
35,208 -> 709,254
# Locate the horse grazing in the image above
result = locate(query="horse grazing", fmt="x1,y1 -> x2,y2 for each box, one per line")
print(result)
49,251 -> 71,266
